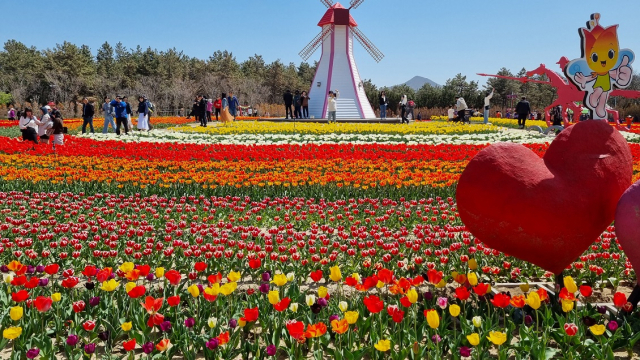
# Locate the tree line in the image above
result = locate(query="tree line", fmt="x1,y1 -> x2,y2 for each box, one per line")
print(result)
0,40 -> 638,117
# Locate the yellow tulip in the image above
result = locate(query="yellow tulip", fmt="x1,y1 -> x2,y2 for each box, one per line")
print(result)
376,280 -> 385,288
51,293 -> 61,302
351,273 -> 361,282
155,267 -> 165,279
374,339 -> 391,352
238,318 -> 246,328
3,326 -> 21,340
435,279 -> 446,288
125,282 -> 136,293
526,292 -> 541,310
487,331 -> 507,346
467,272 -> 478,286
205,284 -> 220,297
329,266 -> 342,282
339,301 -> 348,312
120,262 -> 134,273
426,310 -> 440,329
121,322 -> 132,332
9,306 -> 23,321
562,299 -> 574,313
467,333 -> 480,346
590,324 -> 605,336
449,304 -> 461,317
268,291 -> 280,305
271,274 -> 287,287
519,283 -> 530,293
101,279 -> 120,292
219,282 -> 237,296
187,284 -> 200,298
407,288 -> 418,304
468,258 -> 478,270
318,286 -> 328,298
564,276 -> 578,294
227,271 -> 241,282
345,311 -> 359,324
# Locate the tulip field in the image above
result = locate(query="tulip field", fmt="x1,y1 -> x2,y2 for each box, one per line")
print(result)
1,118 -> 640,359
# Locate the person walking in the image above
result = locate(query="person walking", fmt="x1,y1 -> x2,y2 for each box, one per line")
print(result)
283,90 -> 293,119
483,88 -> 494,124
123,96 -> 133,129
379,91 -> 388,119
19,108 -> 39,144
399,95 -> 408,124
301,91 -> 310,119
144,96 -> 154,130
196,94 -> 207,126
327,90 -> 338,123
455,97 -> 468,123
37,106 -> 53,144
213,96 -> 222,121
228,92 -> 239,121
7,106 -> 16,120
110,96 -> 130,135
293,90 -> 302,119
102,97 -> 116,134
137,95 -> 149,131
81,97 -> 95,134
206,98 -> 213,125
515,96 -> 531,129
220,92 -> 234,123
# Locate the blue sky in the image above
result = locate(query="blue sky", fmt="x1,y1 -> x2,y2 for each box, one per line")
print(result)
2,0 -> 639,88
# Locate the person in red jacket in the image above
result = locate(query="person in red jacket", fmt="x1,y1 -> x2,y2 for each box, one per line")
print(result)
213,96 -> 222,121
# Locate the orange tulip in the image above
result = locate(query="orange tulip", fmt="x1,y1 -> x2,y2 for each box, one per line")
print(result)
156,339 -> 171,352
305,322 -> 327,338
331,319 -> 349,334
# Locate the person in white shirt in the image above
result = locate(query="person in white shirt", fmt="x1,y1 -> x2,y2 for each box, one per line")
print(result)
37,106 -> 53,143
399,95 -> 408,124
455,97 -> 468,123
484,88 -> 494,124
19,107 -> 40,144
447,105 -> 455,122
327,90 -> 339,123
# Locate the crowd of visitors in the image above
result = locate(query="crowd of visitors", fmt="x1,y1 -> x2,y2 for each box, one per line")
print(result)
19,103 -> 65,148
187,93 -> 240,126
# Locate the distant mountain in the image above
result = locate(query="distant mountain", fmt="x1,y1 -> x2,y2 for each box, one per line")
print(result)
400,76 -> 440,90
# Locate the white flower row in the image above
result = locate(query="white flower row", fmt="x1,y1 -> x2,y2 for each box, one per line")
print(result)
79,128 -> 640,145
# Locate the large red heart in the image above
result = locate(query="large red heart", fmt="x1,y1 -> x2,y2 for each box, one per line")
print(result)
615,181 -> 640,276
457,121 -> 632,274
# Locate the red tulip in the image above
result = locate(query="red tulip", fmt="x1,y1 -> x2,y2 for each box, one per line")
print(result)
241,307 -> 259,322
273,297 -> 291,312
61,277 -> 79,289
83,320 -> 96,331
473,283 -> 490,297
377,268 -> 394,284
73,301 -> 86,313
387,305 -> 405,323
95,268 -> 112,282
167,295 -> 181,307
123,339 -> 136,352
248,258 -> 261,269
579,285 -> 593,298
44,264 -> 60,275
455,287 -> 470,301
217,331 -> 230,345
286,320 -> 305,340
207,272 -> 223,284
490,293 -> 511,308
11,290 -> 30,302
194,262 -> 207,272
426,269 -> 443,285
564,323 -> 578,336
141,296 -> 163,314
127,285 -> 146,299
34,296 -> 53,312
363,295 -> 384,314
613,292 -> 627,308
164,270 -> 181,286
310,270 -> 323,282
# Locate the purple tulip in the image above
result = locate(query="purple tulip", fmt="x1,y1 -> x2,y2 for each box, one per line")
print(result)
108,273 -> 115,280
146,273 -> 155,281
607,320 -> 619,332
329,314 -> 340,323
84,343 -> 96,354
38,278 -> 49,287
317,298 -> 328,307
206,338 -> 220,350
26,265 -> 35,274
142,342 -> 154,354
197,284 -> 204,293
35,265 -> 45,273
98,331 -> 110,341
89,296 -> 100,307
311,303 -> 322,314
85,282 -> 95,290
26,348 -> 40,359
66,334 -> 79,346
431,334 -> 441,343
259,283 -> 270,294
524,315 -> 533,327
459,346 -> 471,357
228,319 -> 237,329
266,344 -> 277,356
597,306 -> 607,314
423,291 -> 433,301
582,316 -> 596,327
262,272 -> 271,282
160,321 -> 172,332
0,265 -> 9,273
184,317 -> 195,328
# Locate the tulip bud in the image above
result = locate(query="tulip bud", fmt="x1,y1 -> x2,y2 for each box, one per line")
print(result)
339,301 -> 348,312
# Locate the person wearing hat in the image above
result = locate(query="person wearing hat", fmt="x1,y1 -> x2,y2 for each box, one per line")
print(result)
47,101 -> 63,121
37,106 -> 53,143
102,97 -> 116,134
81,97 -> 95,134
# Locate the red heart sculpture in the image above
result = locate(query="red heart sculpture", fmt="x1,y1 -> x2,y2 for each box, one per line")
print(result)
615,181 -> 640,276
457,121 -> 632,274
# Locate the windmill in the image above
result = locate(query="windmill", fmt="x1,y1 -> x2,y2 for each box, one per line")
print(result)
300,0 -> 384,120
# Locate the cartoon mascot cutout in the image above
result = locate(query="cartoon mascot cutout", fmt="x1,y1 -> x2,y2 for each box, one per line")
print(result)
565,13 -> 635,120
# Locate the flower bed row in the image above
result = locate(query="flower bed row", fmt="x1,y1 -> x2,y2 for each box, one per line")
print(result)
0,191 -> 636,359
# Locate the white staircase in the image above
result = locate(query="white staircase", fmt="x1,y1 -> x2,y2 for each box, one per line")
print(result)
335,98 -> 361,119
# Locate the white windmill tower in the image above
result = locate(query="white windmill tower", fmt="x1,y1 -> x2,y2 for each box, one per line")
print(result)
300,0 -> 384,120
